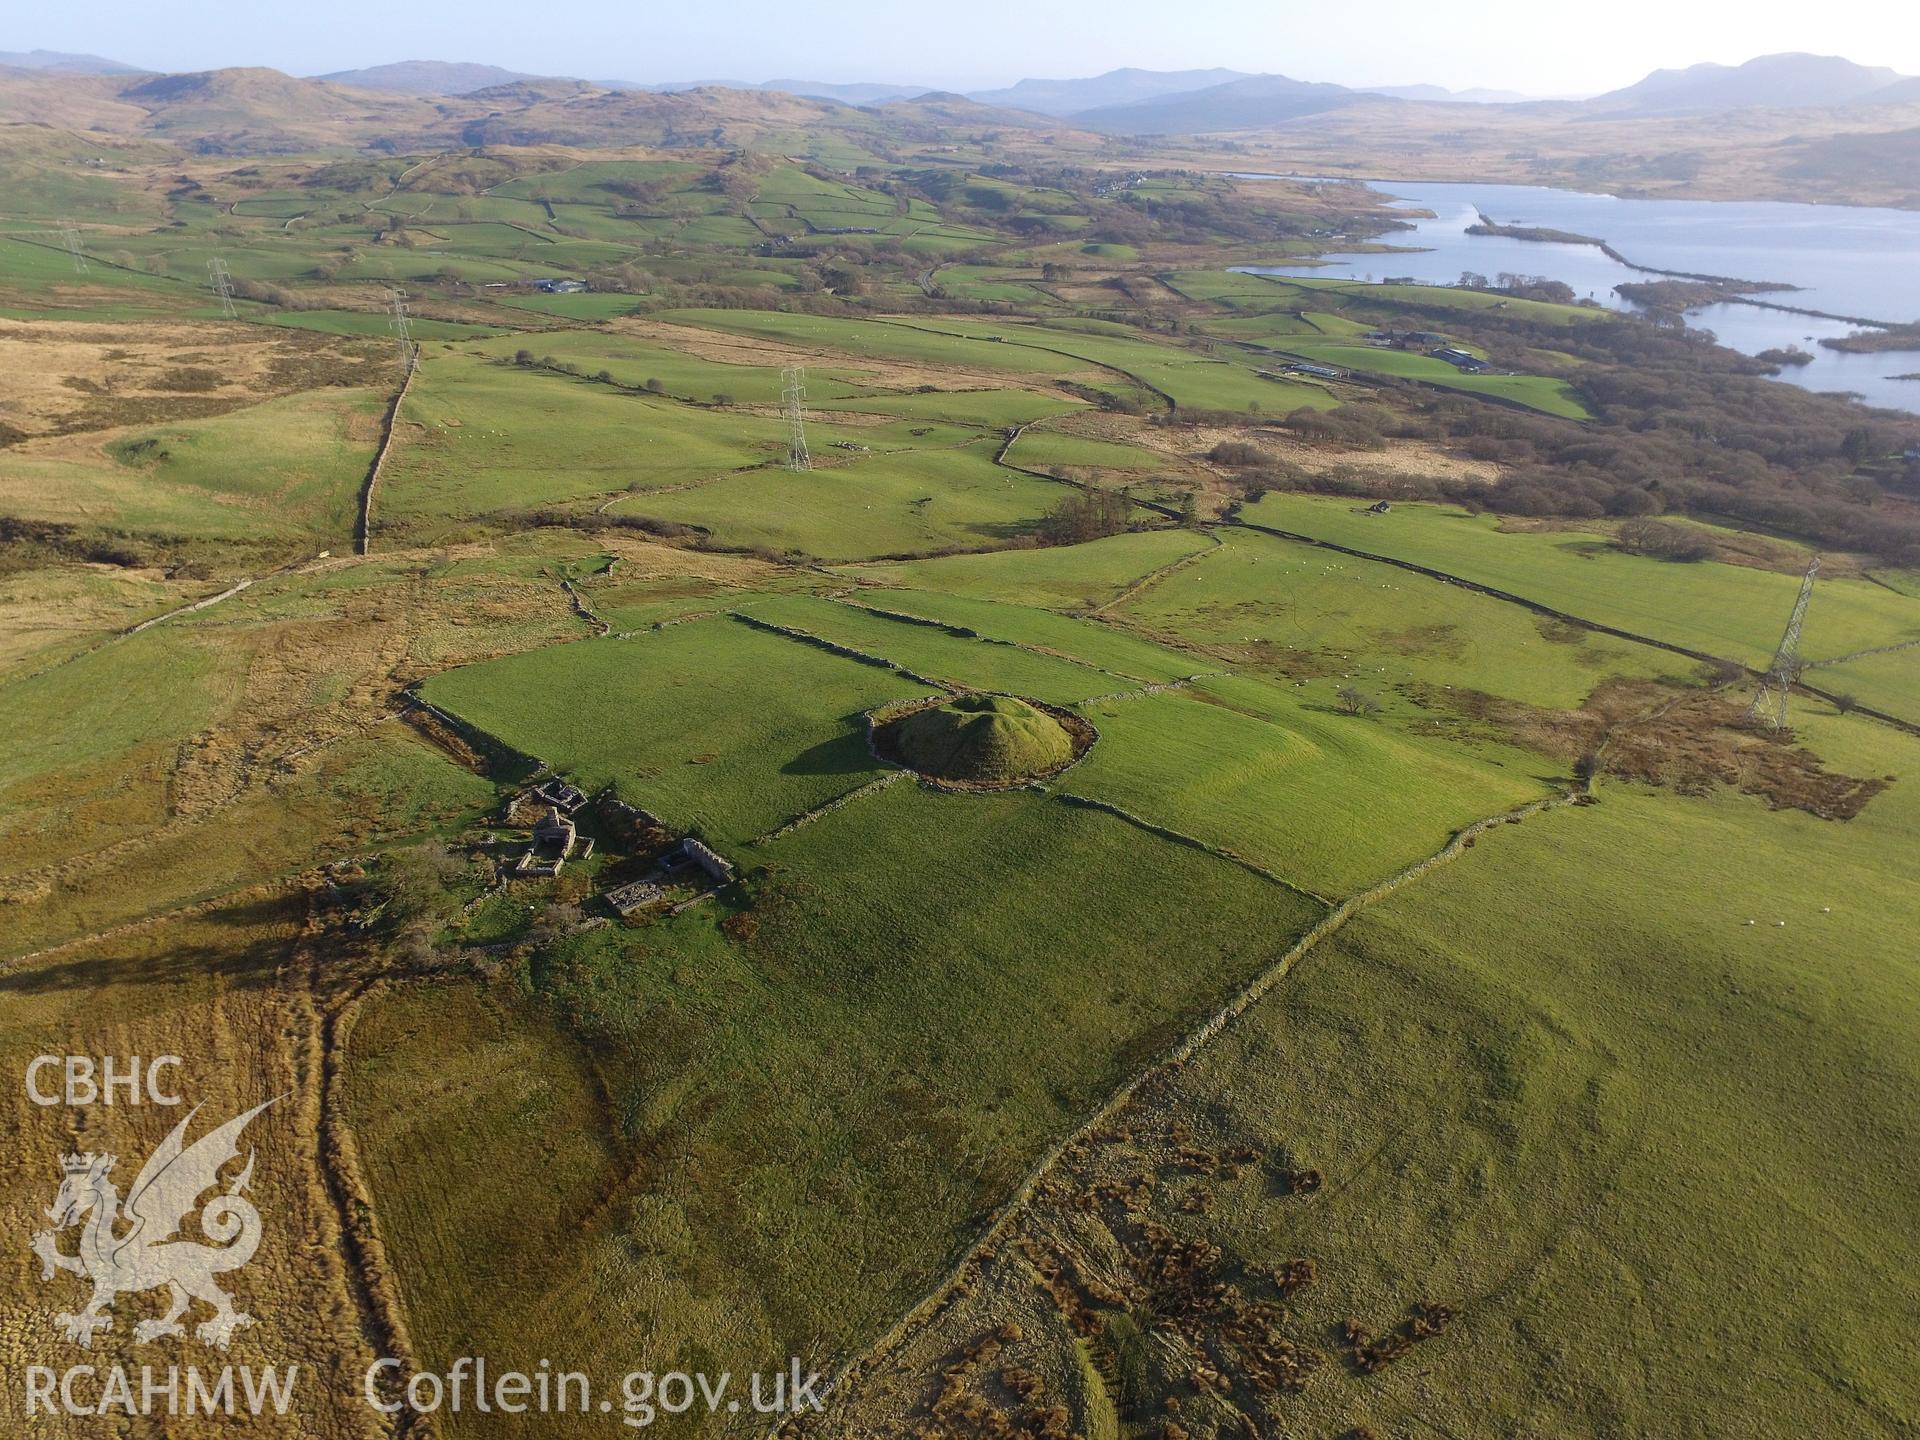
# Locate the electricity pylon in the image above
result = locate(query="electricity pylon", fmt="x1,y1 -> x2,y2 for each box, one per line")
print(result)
781,365 -> 811,471
208,257 -> 238,318
385,288 -> 416,375
1748,556 -> 1819,730
58,223 -> 88,273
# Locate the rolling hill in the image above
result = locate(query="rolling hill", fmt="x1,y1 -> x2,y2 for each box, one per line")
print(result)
1588,52 -> 1907,114
313,60 -> 548,95
971,67 -> 1252,116
0,48 -> 145,75
1070,72 -> 1372,133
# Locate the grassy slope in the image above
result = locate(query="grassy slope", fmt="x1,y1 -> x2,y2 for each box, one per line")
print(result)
347,783 -> 1323,1437
1068,678 -> 1547,896
0,387 -> 382,540
380,351 -> 787,530
1124,528 -> 1697,708
838,587 -> 1202,683
618,440 -> 1068,561
733,592 -> 1134,703
1174,752 -> 1920,1437
1245,494 -> 1920,676
845,529 -> 1215,608
419,616 -> 907,848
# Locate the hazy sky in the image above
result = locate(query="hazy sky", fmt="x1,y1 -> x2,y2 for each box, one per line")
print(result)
17,0 -> 1919,94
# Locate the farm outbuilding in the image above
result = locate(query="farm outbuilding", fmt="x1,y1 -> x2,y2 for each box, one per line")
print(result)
1429,346 -> 1492,373
669,838 -> 735,886
515,805 -> 592,877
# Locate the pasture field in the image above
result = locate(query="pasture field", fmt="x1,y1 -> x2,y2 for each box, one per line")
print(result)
380,351 -> 790,530
1067,678 -> 1548,896
1265,338 -> 1590,417
823,760 -> 1920,1439
1806,644 -> 1920,723
0,387 -> 382,542
1120,528 -> 1700,707
655,309 -> 1088,375
4,121 -> 1915,1440
813,387 -> 1083,427
1244,493 -> 1920,678
845,529 -> 1218,607
466,330 -> 877,404
614,439 -> 1073,560
1152,767 -> 1920,1437
928,316 -> 1341,414
418,616 -> 907,848
731,592 -> 1134,703
1193,270 -> 1607,326
825,586 -> 1202,682
346,781 -> 1323,1438
1005,425 -> 1166,471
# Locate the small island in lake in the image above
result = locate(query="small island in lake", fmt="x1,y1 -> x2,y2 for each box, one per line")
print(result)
1821,324 -> 1920,354
1467,212 -> 1606,247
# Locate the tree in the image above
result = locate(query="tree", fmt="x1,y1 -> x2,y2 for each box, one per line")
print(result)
1037,490 -> 1131,546
1617,517 -> 1714,562
644,377 -> 665,393
1842,426 -> 1884,465
1335,687 -> 1380,716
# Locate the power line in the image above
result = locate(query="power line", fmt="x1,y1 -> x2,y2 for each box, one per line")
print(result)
781,365 -> 812,472
57,222 -> 88,274
208,257 -> 237,318
1748,556 -> 1819,731
385,287 -> 416,376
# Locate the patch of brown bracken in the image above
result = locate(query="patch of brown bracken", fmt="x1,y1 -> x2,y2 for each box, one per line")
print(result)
1424,677 -> 1889,820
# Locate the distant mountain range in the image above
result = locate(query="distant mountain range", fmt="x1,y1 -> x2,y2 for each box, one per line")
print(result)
0,48 -> 146,75
297,54 -> 1914,133
2,50 -> 1915,149
1031,53 -> 1918,134
314,60 -> 546,95
1076,73 -> 1379,132
1586,53 -> 1906,115
969,68 -> 1254,116
298,60 -> 1548,122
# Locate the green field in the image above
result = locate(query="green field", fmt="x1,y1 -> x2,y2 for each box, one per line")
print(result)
845,529 -> 1217,607
1159,764 -> 1920,1436
615,438 -> 1073,560
1068,676 -> 1547,896
656,309 -> 1087,375
380,351 -> 791,530
0,387 -> 381,540
1121,527 -> 1698,707
420,616 -> 909,847
1244,494 -> 1920,681
733,592 -> 1138,703
348,781 -> 1323,1437
6,118 -> 1916,1440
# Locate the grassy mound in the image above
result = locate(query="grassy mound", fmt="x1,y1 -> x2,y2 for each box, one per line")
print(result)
894,694 -> 1077,785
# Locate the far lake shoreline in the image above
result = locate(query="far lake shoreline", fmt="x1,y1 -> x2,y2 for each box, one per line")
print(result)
1229,174 -> 1920,413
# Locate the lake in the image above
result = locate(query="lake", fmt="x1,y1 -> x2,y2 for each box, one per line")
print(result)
1230,178 -> 1920,414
